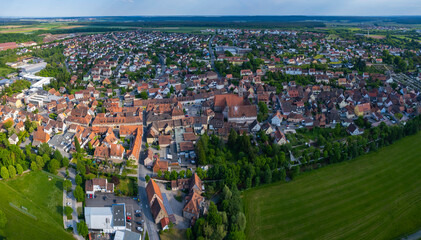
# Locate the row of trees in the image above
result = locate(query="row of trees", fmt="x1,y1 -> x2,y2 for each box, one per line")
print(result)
190,114 -> 421,240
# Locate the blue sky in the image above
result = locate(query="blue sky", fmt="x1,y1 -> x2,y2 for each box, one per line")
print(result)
0,0 -> 420,17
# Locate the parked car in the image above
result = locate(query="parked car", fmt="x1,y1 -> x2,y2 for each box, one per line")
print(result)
135,214 -> 141,217
127,216 -> 131,220
136,227 -> 143,232
136,222 -> 142,225
135,210 -> 141,213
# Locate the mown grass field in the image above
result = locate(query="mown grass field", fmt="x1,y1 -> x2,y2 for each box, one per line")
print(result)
244,132 -> 421,240
0,171 -> 74,240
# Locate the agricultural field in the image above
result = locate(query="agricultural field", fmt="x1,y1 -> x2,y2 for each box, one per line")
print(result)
0,23 -> 82,34
243,132 -> 421,240
0,171 -> 74,240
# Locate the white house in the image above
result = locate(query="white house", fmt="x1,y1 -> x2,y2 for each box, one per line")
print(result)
271,111 -> 284,127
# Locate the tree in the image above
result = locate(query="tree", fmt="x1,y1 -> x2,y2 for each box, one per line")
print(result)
257,101 -> 269,122
145,175 -> 150,183
290,166 -> 300,180
38,143 -> 51,156
164,171 -> 171,180
262,165 -> 272,184
16,164 -> 23,175
186,169 -> 193,178
62,157 -> 69,168
186,228 -> 193,240
53,150 -> 63,162
74,136 -> 81,153
170,170 -> 178,180
75,174 -> 83,186
63,180 -> 72,192
48,159 -> 60,174
30,161 -> 38,171
140,91 -> 148,99
222,185 -> 232,200
157,170 -> 162,178
3,120 -> 13,129
77,221 -> 89,238
236,212 -> 247,231
1,166 -> 9,180
74,186 -> 85,202
0,210 -> 7,229
8,165 -> 16,178
64,206 -> 73,218
36,155 -> 45,169
227,231 -> 246,240
76,160 -> 86,175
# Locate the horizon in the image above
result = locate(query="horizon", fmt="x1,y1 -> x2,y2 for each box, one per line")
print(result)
2,15 -> 421,19
1,0 -> 421,18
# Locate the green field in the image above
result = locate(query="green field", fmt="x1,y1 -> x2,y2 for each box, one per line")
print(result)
0,67 -> 16,78
0,171 -> 74,240
244,132 -> 421,240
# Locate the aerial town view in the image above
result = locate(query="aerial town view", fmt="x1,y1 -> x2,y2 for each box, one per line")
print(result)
0,1 -> 421,240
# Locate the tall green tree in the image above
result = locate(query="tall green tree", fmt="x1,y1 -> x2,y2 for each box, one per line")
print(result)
16,164 -> 23,175
74,186 -> 84,202
77,221 -> 89,238
74,136 -> 81,153
8,165 -> 16,178
1,166 -> 9,180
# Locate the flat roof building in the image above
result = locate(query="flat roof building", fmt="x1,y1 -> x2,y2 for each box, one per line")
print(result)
84,204 -> 126,234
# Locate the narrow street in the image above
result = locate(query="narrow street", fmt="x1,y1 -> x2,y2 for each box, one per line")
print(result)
208,34 -> 217,73
61,167 -> 84,240
136,117 -> 160,240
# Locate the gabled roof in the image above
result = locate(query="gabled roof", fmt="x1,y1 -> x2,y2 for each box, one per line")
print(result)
146,179 -> 163,205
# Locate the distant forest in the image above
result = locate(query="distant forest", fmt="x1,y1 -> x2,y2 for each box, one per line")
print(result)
69,21 -> 326,29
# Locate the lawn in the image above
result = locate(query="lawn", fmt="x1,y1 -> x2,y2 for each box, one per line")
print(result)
160,228 -> 187,240
115,177 -> 138,196
0,171 -> 74,240
0,67 -> 16,77
243,131 -> 421,240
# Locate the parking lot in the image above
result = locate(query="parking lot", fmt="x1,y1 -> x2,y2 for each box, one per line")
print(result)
184,104 -> 202,117
85,192 -> 145,234
49,131 -> 74,158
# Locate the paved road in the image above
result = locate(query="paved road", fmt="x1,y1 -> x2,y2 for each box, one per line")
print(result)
137,118 -> 160,240
115,53 -> 128,78
61,167 -> 84,240
208,34 -> 216,72
155,54 -> 167,79
402,229 -> 421,240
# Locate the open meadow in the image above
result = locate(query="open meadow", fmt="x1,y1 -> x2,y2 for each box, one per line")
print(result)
0,171 -> 74,240
244,132 -> 421,240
